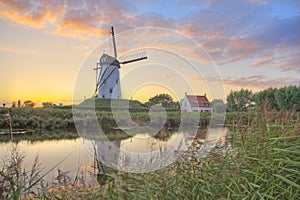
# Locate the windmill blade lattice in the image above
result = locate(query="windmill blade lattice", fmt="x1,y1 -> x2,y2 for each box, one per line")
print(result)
119,52 -> 147,65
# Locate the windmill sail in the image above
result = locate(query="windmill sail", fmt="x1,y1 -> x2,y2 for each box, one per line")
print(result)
120,52 -> 147,64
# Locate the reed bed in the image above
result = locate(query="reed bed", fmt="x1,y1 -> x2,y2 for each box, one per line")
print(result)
0,104 -> 299,199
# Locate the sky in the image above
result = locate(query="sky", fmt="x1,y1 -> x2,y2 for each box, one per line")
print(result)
0,0 -> 299,106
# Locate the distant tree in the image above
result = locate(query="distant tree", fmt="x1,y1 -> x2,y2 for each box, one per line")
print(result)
145,93 -> 174,108
42,102 -> 53,108
254,88 -> 278,110
226,91 -> 238,112
23,100 -> 35,108
226,86 -> 300,112
226,89 -> 254,112
211,99 -> 226,113
275,86 -> 300,110
11,101 -> 16,108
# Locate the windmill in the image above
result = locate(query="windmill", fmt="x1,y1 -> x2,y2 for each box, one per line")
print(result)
94,27 -> 147,99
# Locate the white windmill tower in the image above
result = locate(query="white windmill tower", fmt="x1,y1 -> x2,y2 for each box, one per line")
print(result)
94,27 -> 147,99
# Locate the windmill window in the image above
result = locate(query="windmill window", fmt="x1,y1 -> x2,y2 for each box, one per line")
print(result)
102,95 -> 105,98
109,88 -> 113,93
103,79 -> 106,84
116,79 -> 118,84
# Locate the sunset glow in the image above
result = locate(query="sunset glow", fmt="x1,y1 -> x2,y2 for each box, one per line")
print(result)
0,0 -> 299,106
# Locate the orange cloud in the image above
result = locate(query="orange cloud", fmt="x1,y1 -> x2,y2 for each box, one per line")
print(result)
0,0 -> 65,28
1,0 -> 298,75
0,46 -> 38,54
52,17 -> 109,40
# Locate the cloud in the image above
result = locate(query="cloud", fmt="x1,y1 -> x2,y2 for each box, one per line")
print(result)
0,0 -> 299,74
191,74 -> 300,90
179,1 -> 300,73
0,46 -> 38,54
222,75 -> 300,89
0,0 -> 65,28
225,38 -> 265,58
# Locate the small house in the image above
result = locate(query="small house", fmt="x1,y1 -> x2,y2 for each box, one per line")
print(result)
181,92 -> 212,112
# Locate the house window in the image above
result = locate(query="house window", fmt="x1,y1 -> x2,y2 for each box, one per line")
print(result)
193,101 -> 198,106
109,88 -> 113,93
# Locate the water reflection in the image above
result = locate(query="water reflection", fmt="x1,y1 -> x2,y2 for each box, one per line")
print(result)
0,138 -> 92,184
95,131 -> 189,173
94,127 -> 229,173
0,127 -> 229,182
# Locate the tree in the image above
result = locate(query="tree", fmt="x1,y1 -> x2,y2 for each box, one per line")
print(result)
275,86 -> 300,110
23,100 -> 35,108
11,101 -> 16,108
226,89 -> 254,112
211,99 -> 226,113
253,88 -> 278,110
145,93 -> 175,108
42,102 -> 53,108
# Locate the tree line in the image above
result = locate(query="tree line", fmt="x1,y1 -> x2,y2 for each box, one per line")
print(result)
6,85 -> 300,112
226,85 -> 300,112
145,93 -> 179,108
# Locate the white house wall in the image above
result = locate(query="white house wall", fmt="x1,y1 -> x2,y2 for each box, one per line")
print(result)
181,94 -> 212,112
191,107 -> 212,112
181,96 -> 192,112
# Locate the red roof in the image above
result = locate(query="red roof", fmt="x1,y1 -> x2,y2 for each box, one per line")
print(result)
187,95 -> 211,108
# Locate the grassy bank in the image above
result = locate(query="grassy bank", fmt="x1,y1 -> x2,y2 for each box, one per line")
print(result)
0,107 -> 213,132
116,108 -> 299,199
55,108 -> 300,199
1,106 -> 299,199
70,107 -> 300,199
1,105 -> 298,136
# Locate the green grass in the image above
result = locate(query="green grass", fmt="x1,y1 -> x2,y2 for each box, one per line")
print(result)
1,105 -> 299,199
79,98 -> 148,110
1,107 -> 212,134
44,107 -> 300,199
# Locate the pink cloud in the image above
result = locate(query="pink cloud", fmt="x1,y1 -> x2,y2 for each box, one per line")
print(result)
250,55 -> 274,67
0,0 -> 299,74
225,38 -> 265,58
222,75 -> 300,89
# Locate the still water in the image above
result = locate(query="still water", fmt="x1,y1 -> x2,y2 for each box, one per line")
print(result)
0,138 -> 92,184
0,130 -> 190,183
0,128 -> 227,183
